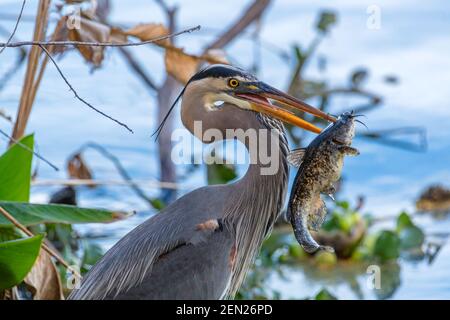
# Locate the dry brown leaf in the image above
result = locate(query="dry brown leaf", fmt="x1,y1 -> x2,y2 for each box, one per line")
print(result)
68,16 -> 110,66
110,27 -> 128,44
126,23 -> 169,45
65,15 -> 128,66
0,288 -> 18,300
24,250 -> 64,300
50,16 -> 70,55
164,47 -> 231,84
67,153 -> 93,181
126,22 -> 229,83
164,47 -> 200,84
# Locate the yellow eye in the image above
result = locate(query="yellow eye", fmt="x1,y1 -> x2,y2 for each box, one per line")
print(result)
228,78 -> 239,88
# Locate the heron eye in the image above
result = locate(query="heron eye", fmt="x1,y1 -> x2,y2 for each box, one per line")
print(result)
228,78 -> 239,88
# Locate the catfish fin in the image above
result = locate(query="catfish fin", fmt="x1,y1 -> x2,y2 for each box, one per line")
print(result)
287,148 -> 306,167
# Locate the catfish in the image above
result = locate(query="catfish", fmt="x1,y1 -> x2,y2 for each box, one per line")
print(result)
287,111 -> 361,253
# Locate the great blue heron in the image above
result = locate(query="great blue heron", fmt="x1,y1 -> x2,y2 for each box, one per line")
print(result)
68,64 -> 335,300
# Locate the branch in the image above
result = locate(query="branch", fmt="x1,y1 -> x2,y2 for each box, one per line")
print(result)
32,178 -> 180,190
118,47 -> 159,91
78,142 -> 168,207
0,25 -> 27,92
316,86 -> 380,99
154,0 -> 173,15
0,0 -> 26,55
0,109 -> 13,123
10,0 -> 51,144
205,0 -> 272,50
0,25 -> 200,49
0,127 -> 59,171
38,44 -> 134,133
0,205 -> 81,279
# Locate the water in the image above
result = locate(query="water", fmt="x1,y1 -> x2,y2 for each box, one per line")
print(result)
1,0 -> 450,299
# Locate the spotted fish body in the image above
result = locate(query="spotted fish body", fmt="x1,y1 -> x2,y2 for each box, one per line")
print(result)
288,112 -> 360,253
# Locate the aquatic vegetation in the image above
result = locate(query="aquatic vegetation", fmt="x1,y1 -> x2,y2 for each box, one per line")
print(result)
0,135 -> 128,299
237,199 -> 429,300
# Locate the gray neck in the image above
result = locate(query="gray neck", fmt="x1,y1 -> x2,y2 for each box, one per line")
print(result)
224,113 -> 289,297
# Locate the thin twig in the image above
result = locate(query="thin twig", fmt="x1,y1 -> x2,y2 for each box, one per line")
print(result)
10,0 -> 51,144
0,25 -> 201,49
0,109 -> 13,123
0,0 -> 26,55
154,0 -> 173,14
0,12 -> 36,23
38,44 -> 133,133
0,128 -> 59,171
31,178 -> 182,190
205,0 -> 271,50
0,42 -> 27,92
0,25 -> 28,92
28,26 -> 200,133
80,142 -> 157,202
0,205 -> 81,279
118,47 -> 159,91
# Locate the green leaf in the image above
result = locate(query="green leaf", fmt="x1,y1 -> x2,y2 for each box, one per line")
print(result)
0,227 -> 22,242
0,234 -> 43,290
314,288 -> 337,300
399,226 -> 425,249
288,243 -> 306,259
336,200 -> 350,210
373,230 -> 401,262
207,162 -> 237,185
150,198 -> 165,210
316,10 -> 337,34
314,250 -> 337,267
81,240 -> 103,274
322,212 -> 341,231
293,45 -> 306,63
396,211 -> 414,232
0,134 -> 33,202
0,202 -> 132,227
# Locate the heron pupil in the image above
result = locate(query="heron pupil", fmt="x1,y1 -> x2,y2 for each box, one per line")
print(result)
229,79 -> 239,87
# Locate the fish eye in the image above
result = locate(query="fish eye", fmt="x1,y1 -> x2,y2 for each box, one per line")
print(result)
228,78 -> 239,88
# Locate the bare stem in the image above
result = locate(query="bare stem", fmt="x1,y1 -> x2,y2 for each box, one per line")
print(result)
38,44 -> 134,133
0,128 -> 59,171
0,25 -> 200,49
79,142 -> 160,204
0,0 -> 26,55
32,178 -> 181,190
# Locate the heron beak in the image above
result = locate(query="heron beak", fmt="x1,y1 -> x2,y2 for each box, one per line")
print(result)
235,82 -> 336,134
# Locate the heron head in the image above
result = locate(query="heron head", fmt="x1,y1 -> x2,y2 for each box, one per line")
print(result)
155,64 -> 336,141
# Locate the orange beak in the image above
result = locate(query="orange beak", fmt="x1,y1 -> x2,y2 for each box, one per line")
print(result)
235,81 -> 336,134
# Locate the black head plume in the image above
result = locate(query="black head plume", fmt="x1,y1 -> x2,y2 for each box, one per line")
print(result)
152,86 -> 186,140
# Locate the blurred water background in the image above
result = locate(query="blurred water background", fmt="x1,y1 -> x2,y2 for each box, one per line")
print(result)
1,0 -> 450,299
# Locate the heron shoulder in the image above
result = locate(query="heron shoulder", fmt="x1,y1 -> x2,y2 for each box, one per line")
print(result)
68,184 -> 231,300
